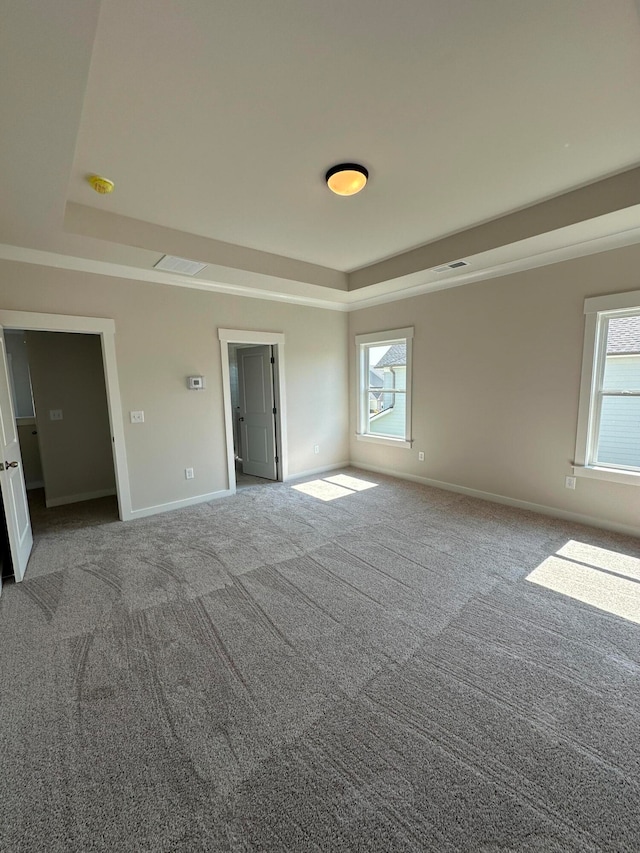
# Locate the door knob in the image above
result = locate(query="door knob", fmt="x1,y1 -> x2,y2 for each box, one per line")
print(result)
4,461 -> 18,468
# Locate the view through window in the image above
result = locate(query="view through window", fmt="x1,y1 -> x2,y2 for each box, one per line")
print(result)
356,328 -> 413,447
596,313 -> 640,469
575,294 -> 640,484
366,342 -> 407,438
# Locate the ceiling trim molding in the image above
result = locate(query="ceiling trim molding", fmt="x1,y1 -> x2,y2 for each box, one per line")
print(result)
1,221 -> 640,315
349,164 -> 640,291
0,243 -> 350,312
64,203 -> 349,293
344,224 -> 640,310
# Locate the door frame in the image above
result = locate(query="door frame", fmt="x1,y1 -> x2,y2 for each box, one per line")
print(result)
218,329 -> 287,490
0,310 -> 132,521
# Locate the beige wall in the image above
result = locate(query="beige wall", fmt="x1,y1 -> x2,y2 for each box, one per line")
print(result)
26,331 -> 115,505
0,260 -> 349,512
3,244 -> 638,530
349,243 -> 640,532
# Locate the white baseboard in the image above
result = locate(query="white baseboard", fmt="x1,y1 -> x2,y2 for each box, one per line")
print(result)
284,461 -> 351,483
83,459 -> 638,538
129,464 -> 348,519
127,489 -> 233,521
26,480 -> 44,491
352,463 -> 640,539
46,488 -> 117,508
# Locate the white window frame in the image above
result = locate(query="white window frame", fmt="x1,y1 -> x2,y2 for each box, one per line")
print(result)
573,289 -> 640,486
355,327 -> 413,448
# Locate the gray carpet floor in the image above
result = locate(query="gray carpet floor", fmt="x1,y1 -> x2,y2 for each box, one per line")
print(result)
1,468 -> 640,852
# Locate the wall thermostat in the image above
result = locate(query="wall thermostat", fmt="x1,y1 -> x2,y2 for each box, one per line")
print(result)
187,375 -> 205,390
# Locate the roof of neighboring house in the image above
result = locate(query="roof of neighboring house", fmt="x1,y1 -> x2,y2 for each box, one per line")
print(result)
375,343 -> 406,368
607,316 -> 640,355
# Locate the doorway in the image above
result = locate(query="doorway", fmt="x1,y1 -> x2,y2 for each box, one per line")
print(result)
5,330 -> 117,518
219,329 -> 287,492
0,310 -> 131,586
229,343 -> 278,488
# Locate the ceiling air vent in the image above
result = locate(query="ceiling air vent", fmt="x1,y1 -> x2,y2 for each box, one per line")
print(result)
432,260 -> 470,273
154,255 -> 208,276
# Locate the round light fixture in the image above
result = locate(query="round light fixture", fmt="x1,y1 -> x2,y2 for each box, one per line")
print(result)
88,174 -> 115,194
325,163 -> 368,196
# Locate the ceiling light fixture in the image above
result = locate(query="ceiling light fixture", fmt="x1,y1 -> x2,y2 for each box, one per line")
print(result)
325,163 -> 368,196
88,174 -> 115,194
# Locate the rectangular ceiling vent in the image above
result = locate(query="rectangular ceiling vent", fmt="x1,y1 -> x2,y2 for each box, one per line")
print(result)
432,260 -> 470,273
154,255 -> 208,276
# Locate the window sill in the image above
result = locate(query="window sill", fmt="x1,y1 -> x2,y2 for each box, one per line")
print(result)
356,433 -> 412,449
572,464 -> 640,486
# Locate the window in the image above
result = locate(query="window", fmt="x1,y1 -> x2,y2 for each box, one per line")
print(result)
355,327 -> 413,447
574,291 -> 640,485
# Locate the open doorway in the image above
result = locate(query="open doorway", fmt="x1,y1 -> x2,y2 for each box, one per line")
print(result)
229,343 -> 279,490
5,330 -> 119,533
0,310 -> 131,587
219,329 -> 287,493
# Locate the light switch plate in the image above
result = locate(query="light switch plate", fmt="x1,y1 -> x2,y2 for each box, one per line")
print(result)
130,411 -> 145,424
49,409 -> 63,421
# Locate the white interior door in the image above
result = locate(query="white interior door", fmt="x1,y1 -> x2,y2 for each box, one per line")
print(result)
237,345 -> 278,480
0,330 -> 33,584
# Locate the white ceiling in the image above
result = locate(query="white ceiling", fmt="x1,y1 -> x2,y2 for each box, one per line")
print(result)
3,0 -> 640,307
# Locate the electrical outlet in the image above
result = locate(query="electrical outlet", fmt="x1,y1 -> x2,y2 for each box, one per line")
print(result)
314,445 -> 320,454
185,468 -> 194,480
418,451 -> 425,461
565,476 -> 576,490
130,411 -> 144,424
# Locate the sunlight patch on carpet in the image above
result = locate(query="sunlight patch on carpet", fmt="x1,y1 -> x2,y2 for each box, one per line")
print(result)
527,541 -> 640,624
292,475 -> 378,502
324,474 -> 378,492
556,540 -> 640,582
